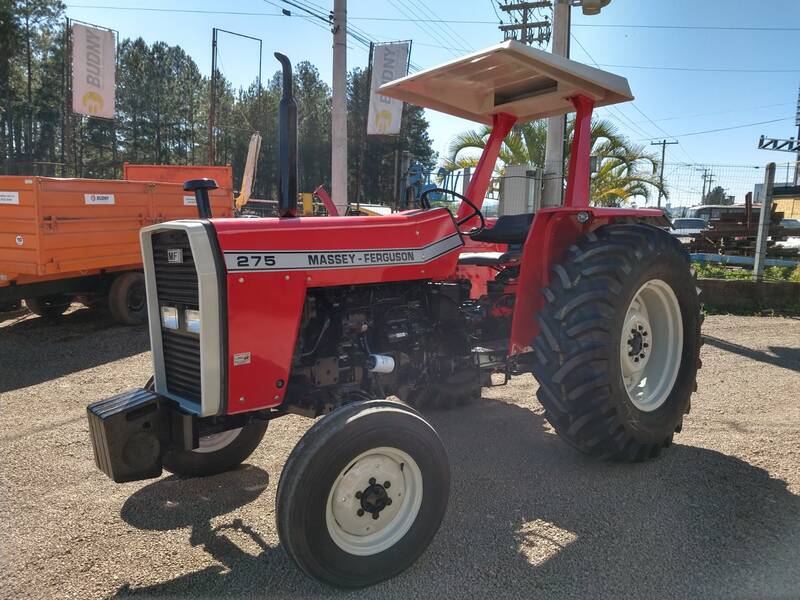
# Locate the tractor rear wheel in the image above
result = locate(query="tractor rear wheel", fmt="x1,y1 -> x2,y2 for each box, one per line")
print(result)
276,399 -> 449,588
530,224 -> 702,461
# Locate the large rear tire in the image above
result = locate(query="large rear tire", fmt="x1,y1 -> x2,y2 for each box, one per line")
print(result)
531,224 -> 702,461
276,399 -> 449,588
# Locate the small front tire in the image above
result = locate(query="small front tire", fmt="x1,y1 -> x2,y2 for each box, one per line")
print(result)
276,399 -> 450,588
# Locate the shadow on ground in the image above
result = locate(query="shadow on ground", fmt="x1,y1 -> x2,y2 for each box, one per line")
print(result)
704,334 -> 800,373
111,398 -> 800,599
0,307 -> 148,393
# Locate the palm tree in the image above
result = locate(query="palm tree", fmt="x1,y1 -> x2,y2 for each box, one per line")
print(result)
447,118 -> 666,207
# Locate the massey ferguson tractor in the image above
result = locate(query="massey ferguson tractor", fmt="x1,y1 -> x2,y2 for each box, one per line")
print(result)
87,42 -> 702,588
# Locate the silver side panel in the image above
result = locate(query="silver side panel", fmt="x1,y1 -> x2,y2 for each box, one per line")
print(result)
140,221 -> 223,417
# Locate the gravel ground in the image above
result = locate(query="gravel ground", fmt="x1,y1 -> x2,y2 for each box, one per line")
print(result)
1,308 -> 799,599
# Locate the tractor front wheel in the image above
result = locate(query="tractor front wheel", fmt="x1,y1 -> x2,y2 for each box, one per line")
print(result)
531,224 -> 702,461
276,399 -> 449,588
162,421 -> 268,478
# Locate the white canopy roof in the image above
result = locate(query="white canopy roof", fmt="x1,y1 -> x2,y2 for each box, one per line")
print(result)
378,40 -> 634,124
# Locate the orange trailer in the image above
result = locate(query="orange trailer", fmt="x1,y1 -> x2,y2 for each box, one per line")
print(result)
0,169 -> 233,323
123,163 -> 234,190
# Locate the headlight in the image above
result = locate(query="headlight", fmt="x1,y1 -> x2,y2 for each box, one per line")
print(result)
185,309 -> 200,334
161,306 -> 179,330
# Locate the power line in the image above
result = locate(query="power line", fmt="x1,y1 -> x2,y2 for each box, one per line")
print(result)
62,5 -> 800,74
386,0 -> 461,59
488,0 -> 503,22
402,0 -> 474,53
63,6 -> 800,30
569,33 -> 694,163
598,63 -> 800,74
630,102 -> 795,124
571,23 -> 800,32
640,117 -> 795,140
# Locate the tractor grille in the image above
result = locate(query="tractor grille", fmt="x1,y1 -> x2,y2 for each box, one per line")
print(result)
151,230 -> 201,405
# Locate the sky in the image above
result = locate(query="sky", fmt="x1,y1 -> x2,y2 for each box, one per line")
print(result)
64,0 -> 800,206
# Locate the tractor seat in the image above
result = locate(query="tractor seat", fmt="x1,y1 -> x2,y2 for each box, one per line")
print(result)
458,250 -> 521,268
470,212 -> 534,244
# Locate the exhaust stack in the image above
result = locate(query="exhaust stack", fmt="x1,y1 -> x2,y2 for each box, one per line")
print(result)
275,52 -> 298,218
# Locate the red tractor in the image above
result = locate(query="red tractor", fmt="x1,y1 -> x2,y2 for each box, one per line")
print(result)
87,42 -> 701,588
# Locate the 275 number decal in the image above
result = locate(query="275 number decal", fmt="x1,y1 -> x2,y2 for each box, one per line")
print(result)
236,254 -> 277,268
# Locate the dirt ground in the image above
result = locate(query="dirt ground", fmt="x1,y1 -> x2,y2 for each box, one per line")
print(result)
1,308 -> 799,599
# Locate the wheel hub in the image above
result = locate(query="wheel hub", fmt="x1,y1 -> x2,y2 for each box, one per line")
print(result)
358,478 -> 392,518
619,279 -> 683,412
626,323 -> 650,362
326,447 -> 423,555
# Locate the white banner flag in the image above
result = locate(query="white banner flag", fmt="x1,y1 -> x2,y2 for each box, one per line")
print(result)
367,43 -> 410,136
72,23 -> 115,119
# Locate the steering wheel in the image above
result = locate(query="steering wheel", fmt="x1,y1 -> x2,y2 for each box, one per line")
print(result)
418,187 -> 486,236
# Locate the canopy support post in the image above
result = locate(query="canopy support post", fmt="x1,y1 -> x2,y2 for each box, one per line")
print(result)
563,94 -> 595,209
457,112 -> 517,222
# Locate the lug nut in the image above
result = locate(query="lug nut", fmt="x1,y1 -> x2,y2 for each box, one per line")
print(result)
355,491 -> 362,499
357,509 -> 364,517
383,481 -> 391,488
372,512 -> 380,520
369,477 -> 376,485
386,498 -> 392,506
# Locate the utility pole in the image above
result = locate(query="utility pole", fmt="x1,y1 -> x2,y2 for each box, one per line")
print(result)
541,0 -> 570,207
753,163 -> 775,281
697,167 -> 714,202
650,139 -> 677,207
498,1 -> 552,46
207,28 -> 217,165
795,85 -> 800,185
331,0 -> 348,214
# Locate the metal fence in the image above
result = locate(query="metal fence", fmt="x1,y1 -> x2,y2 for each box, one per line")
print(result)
659,161 -> 799,216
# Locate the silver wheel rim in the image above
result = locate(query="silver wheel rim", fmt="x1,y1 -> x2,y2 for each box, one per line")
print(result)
325,446 -> 423,556
620,279 -> 683,412
193,428 -> 242,453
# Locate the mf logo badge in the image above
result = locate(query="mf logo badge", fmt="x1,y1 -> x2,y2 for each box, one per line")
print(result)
167,248 -> 184,264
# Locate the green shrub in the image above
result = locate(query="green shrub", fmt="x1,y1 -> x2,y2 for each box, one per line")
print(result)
692,262 -> 800,282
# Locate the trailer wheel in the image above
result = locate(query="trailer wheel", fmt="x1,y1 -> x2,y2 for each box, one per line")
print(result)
530,224 -> 702,462
276,399 -> 449,588
108,272 -> 147,325
162,420 -> 268,478
25,294 -> 73,318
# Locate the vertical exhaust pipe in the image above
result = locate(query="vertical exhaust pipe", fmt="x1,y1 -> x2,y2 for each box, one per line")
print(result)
275,53 -> 298,218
